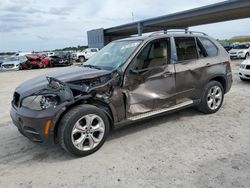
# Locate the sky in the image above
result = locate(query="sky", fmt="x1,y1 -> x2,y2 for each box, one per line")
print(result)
0,0 -> 249,52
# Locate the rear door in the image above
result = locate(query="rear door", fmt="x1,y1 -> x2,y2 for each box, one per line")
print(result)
173,36 -> 203,101
173,36 -> 220,101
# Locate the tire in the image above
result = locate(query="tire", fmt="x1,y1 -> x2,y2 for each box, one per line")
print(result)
78,56 -> 85,63
197,81 -> 224,114
245,53 -> 249,59
240,77 -> 248,81
58,104 -> 110,157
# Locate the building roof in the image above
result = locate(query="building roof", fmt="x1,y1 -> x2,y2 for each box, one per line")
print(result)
102,0 -> 250,36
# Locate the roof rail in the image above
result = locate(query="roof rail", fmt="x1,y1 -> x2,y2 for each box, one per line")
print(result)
148,29 -> 207,37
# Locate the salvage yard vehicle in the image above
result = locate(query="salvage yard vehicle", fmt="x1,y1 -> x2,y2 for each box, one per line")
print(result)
21,54 -> 50,69
49,52 -> 73,67
10,31 -> 232,156
229,43 -> 250,59
0,56 -> 6,67
72,48 -> 99,62
1,56 -> 27,71
239,58 -> 250,81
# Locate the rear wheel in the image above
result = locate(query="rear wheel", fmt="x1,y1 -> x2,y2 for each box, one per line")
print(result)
59,105 -> 110,157
197,81 -> 224,114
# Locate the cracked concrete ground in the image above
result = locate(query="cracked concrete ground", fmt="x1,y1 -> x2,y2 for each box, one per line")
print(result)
0,60 -> 249,188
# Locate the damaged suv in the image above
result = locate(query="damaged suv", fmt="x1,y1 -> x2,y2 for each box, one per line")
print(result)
11,31 -> 232,156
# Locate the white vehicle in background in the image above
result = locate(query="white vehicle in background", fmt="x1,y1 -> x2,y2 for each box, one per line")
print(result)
15,52 -> 32,56
239,58 -> 250,81
47,52 -> 55,57
1,56 -> 27,71
72,48 -> 99,62
229,43 -> 250,59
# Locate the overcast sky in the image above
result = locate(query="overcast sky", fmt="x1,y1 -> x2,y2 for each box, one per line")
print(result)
0,0 -> 249,52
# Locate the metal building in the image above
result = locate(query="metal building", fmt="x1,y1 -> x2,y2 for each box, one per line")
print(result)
87,0 -> 250,49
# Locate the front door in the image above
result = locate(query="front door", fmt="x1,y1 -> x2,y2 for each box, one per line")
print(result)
123,38 -> 176,117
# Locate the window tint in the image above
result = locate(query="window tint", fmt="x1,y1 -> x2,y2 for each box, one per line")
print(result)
196,39 -> 207,58
175,37 -> 198,61
199,37 -> 218,57
133,38 -> 170,70
91,49 -> 98,52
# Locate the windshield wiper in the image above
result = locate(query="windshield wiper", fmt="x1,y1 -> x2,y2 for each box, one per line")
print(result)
83,64 -> 101,70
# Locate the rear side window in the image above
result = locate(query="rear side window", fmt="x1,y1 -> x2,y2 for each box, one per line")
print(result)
199,37 -> 218,57
175,37 -> 198,61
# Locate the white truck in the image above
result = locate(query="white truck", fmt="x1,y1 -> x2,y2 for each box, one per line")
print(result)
72,48 -> 99,62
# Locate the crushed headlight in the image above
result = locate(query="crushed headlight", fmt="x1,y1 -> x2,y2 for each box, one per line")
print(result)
22,94 -> 60,110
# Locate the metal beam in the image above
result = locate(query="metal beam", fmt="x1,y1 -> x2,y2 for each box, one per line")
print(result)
104,0 -> 250,36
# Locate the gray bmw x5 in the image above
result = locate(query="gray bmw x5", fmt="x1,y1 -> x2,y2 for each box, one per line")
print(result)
10,31 -> 232,156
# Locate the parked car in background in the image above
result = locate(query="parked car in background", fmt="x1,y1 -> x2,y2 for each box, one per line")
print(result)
15,52 -> 32,56
0,56 -> 6,67
21,54 -> 50,69
49,51 -> 72,67
239,58 -> 250,81
229,43 -> 250,59
223,44 -> 233,52
72,48 -> 99,62
47,52 -> 55,57
1,56 -> 27,71
10,31 -> 232,156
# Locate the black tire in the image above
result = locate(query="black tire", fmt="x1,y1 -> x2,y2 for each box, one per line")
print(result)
58,104 -> 110,157
245,53 -> 249,59
240,77 -> 248,81
197,81 -> 224,114
78,56 -> 85,63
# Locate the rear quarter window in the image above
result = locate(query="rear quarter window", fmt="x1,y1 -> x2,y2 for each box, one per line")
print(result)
199,37 -> 218,57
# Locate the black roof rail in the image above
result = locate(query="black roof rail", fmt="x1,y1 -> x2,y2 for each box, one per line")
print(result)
148,29 -> 207,37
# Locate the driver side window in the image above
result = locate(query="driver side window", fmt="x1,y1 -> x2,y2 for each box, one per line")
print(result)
133,38 -> 170,70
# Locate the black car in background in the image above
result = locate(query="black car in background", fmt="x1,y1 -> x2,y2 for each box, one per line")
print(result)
49,52 -> 73,67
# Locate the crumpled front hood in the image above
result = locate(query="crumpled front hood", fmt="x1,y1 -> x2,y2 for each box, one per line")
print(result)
16,66 -> 111,97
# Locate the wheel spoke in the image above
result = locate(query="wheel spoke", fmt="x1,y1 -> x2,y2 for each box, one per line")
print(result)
91,123 -> 104,133
74,134 -> 87,149
90,134 -> 101,143
72,122 -> 85,134
88,136 -> 95,149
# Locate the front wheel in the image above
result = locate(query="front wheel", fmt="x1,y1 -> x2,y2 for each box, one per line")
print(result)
59,105 -> 110,157
197,81 -> 224,114
78,56 -> 85,63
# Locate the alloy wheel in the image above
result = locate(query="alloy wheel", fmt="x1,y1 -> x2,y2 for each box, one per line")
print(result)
71,114 -> 105,151
207,86 -> 222,110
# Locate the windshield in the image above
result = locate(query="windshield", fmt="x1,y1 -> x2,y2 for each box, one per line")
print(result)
233,45 -> 249,49
5,56 -> 20,61
84,40 -> 142,70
